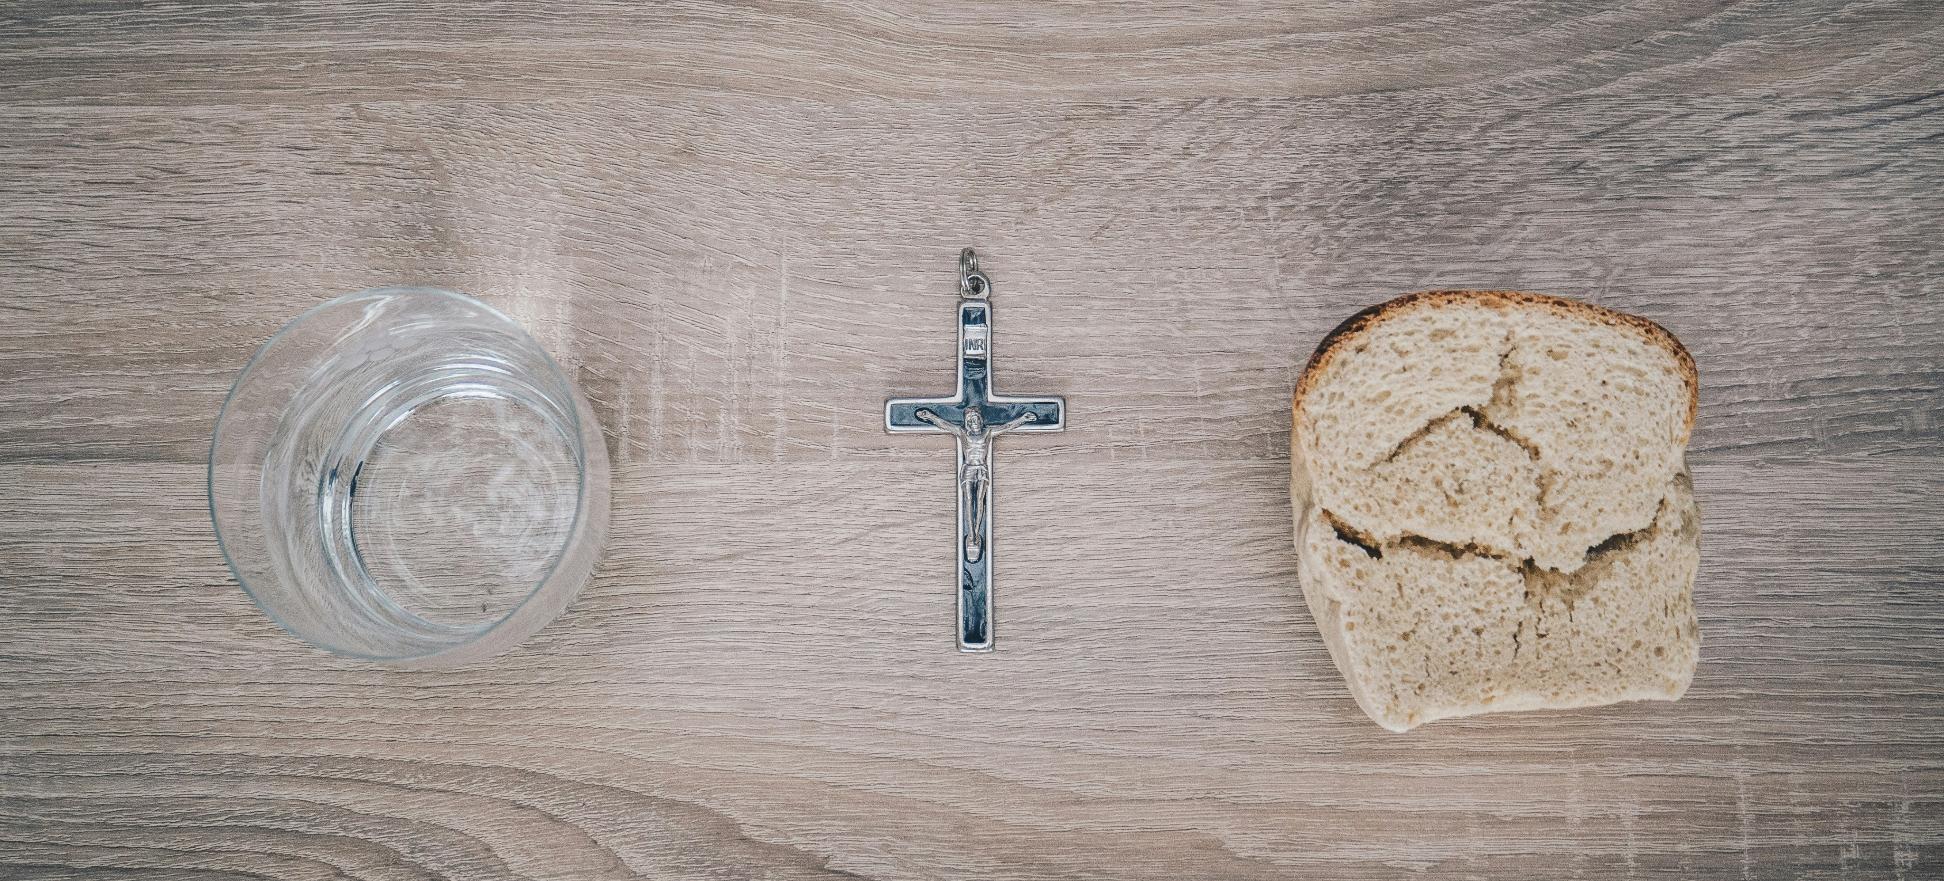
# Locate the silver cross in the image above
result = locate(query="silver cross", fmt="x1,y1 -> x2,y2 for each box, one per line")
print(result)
885,249 -> 1066,652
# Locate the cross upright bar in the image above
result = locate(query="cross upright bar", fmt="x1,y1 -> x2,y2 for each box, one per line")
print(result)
885,250 -> 1065,651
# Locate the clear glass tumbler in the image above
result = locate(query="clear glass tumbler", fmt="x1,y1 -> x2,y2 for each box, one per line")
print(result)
209,287 -> 610,666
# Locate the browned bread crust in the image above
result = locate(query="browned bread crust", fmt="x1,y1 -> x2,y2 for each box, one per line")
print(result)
1294,290 -> 1698,434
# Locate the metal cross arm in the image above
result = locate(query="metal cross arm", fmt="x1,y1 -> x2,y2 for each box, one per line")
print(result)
884,249 -> 1066,652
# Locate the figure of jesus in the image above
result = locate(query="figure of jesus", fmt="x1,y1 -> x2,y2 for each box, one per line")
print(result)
914,408 -> 1036,563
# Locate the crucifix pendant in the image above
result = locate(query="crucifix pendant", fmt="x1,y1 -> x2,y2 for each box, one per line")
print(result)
885,249 -> 1066,652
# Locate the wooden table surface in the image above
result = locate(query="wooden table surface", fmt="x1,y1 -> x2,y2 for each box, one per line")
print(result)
4,3 -> 1941,878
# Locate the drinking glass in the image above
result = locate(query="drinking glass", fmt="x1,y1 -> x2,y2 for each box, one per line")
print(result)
209,287 -> 610,666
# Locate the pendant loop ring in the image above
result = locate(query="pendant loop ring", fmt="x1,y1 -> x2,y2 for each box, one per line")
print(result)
959,248 -> 990,299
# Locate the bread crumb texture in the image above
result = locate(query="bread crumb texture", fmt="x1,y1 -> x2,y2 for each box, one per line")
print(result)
1293,291 -> 1700,732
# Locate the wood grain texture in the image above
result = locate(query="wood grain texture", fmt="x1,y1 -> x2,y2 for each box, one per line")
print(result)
2,0 -> 1941,103
3,2 -> 1942,878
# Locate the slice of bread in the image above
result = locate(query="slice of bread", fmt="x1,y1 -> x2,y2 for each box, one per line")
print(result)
1292,291 -> 1700,732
